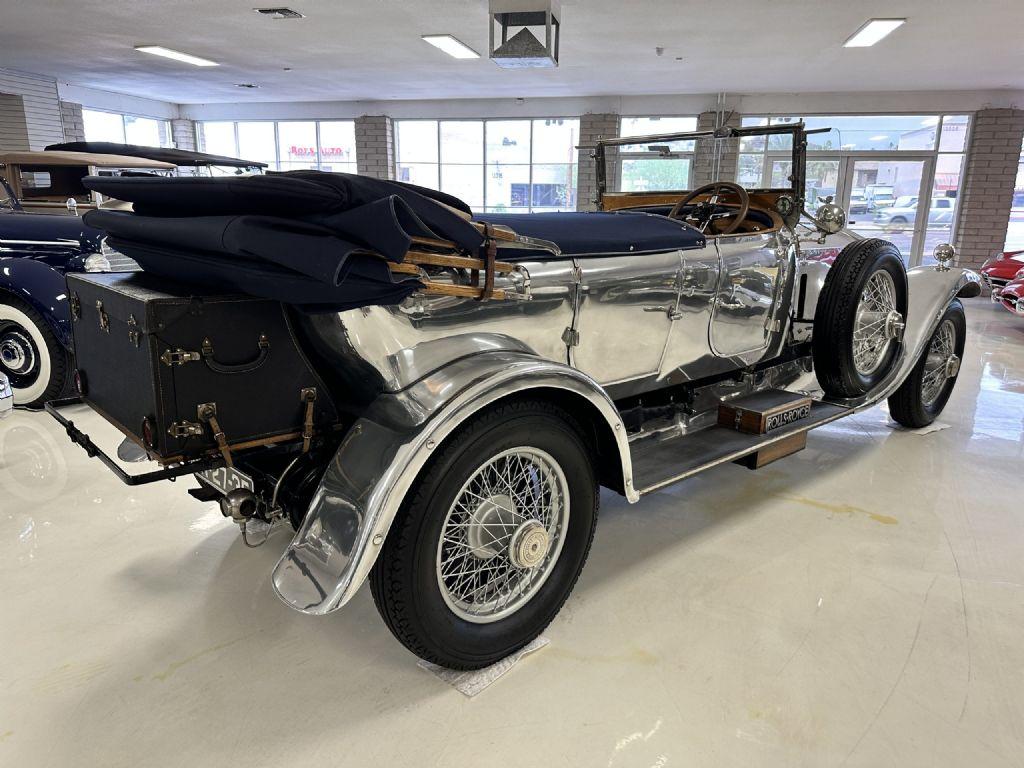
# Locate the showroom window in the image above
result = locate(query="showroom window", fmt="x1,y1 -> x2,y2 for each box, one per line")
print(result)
737,114 -> 969,266
617,116 -> 699,192
394,118 -> 580,213
83,108 -> 172,147
195,120 -> 357,173
1006,138 -> 1024,252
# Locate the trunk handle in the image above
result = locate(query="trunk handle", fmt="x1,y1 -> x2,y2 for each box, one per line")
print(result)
201,334 -> 270,375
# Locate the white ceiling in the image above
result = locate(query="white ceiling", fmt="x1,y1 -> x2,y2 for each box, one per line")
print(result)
1,0 -> 1021,105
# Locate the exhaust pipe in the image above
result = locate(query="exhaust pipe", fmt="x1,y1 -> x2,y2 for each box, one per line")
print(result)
219,488 -> 257,522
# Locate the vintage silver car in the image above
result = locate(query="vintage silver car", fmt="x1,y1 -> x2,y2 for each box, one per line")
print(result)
52,123 -> 980,669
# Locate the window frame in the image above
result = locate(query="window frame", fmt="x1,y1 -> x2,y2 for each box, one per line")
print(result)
194,119 -> 358,173
616,115 -> 699,193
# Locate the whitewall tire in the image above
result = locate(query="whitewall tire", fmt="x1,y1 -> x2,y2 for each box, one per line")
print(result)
0,297 -> 67,406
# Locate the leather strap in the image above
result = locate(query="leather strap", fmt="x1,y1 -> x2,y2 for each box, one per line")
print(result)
199,406 -> 233,468
301,388 -> 317,453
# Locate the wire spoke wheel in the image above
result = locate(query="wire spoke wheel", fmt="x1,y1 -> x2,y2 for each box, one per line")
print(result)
920,318 -> 956,407
852,270 -> 900,377
436,446 -> 570,624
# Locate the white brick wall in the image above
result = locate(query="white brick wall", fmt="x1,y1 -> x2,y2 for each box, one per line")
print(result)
954,109 -> 1024,268
171,119 -> 197,151
59,101 -> 85,143
355,115 -> 394,180
576,113 -> 619,210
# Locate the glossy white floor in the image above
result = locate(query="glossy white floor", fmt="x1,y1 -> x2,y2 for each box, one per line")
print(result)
2,299 -> 1023,768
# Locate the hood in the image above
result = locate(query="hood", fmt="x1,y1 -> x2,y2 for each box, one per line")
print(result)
0,209 -> 105,258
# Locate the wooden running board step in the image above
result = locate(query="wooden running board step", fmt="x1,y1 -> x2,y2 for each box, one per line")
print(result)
630,401 -> 849,496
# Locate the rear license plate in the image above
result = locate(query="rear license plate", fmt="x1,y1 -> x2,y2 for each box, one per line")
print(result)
197,466 -> 254,496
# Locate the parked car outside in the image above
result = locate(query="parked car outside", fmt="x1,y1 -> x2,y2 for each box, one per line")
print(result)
0,146 -> 266,406
865,185 -> 896,211
849,187 -> 870,214
873,195 -> 957,228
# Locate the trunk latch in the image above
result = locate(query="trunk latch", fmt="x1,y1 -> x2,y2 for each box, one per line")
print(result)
160,348 -> 201,366
96,300 -> 109,333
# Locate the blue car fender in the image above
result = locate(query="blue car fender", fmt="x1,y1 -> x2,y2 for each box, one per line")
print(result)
0,257 -> 73,349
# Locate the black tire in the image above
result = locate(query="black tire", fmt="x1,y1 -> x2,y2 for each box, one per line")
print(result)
0,293 -> 70,407
888,300 -> 966,428
369,398 -> 599,670
813,238 -> 908,398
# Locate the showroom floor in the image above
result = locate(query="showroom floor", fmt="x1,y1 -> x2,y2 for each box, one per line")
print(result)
1,299 -> 1022,768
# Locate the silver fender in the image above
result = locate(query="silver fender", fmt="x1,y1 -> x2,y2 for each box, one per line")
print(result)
850,265 -> 980,410
272,350 -> 633,615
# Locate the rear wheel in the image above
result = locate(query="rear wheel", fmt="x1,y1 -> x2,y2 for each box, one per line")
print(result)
813,239 -> 908,398
370,398 -> 599,670
888,300 -> 966,428
0,295 -> 69,407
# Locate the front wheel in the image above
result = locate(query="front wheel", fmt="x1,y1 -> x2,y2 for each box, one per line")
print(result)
370,398 -> 599,670
887,300 -> 966,428
0,295 -> 70,407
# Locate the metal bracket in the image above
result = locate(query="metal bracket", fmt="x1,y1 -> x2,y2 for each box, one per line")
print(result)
561,326 -> 580,347
95,300 -> 109,333
160,348 -> 201,366
168,420 -> 204,438
69,293 -> 81,321
127,314 -> 140,348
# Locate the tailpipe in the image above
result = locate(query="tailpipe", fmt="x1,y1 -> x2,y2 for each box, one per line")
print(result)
219,488 -> 257,522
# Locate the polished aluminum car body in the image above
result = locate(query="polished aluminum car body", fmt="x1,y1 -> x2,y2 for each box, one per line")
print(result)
271,123 -> 981,614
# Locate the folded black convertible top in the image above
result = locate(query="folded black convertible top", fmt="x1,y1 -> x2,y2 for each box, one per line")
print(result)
82,171 -> 484,311
46,141 -> 267,169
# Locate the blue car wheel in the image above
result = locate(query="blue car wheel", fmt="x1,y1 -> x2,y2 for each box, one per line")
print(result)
0,295 -> 69,406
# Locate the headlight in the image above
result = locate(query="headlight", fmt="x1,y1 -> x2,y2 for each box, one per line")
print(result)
1015,267 -> 1024,280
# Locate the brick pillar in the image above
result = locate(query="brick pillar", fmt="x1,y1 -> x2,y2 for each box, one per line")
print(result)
954,109 -> 1024,269
692,110 -> 741,187
171,119 -> 196,151
576,113 -> 619,211
59,101 -> 85,142
355,115 -> 394,180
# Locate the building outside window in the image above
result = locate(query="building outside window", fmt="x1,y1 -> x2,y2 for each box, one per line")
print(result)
1006,138 -> 1024,252
83,108 -> 172,148
394,118 -> 579,213
737,114 -> 969,266
617,116 -> 698,192
195,120 -> 357,173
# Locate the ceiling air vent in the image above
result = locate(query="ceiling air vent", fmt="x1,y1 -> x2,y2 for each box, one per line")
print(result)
254,7 -> 305,19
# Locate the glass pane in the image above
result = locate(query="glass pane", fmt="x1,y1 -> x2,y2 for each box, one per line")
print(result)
1007,142 -> 1024,251
620,116 -> 697,152
939,115 -> 970,152
440,121 -> 483,166
922,153 -> 964,264
396,120 -> 438,163
770,160 -> 792,188
83,109 -> 126,143
813,115 -> 938,152
236,122 -> 277,167
440,163 -> 483,208
531,118 -> 579,163
396,162 -> 438,189
485,163 -> 530,211
485,121 -> 530,164
852,160 -> 926,264
318,121 -> 356,171
123,116 -> 166,147
805,160 -> 840,212
737,154 -> 764,186
277,121 -> 318,170
620,158 -> 691,191
196,122 -> 237,157
531,163 -> 577,210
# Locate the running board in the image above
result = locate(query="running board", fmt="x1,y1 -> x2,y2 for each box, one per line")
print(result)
631,401 -> 850,496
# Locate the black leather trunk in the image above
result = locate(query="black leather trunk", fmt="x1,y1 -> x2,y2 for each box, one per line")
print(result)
67,273 -> 339,462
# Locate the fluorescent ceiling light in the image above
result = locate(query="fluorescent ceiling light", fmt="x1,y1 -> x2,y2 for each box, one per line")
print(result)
421,35 -> 479,59
135,45 -> 219,67
844,19 -> 905,47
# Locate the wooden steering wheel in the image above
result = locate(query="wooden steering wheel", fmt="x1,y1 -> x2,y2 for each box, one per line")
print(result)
668,181 -> 750,236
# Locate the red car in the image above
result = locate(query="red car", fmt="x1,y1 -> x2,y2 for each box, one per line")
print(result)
980,249 -> 1024,300
998,272 -> 1024,315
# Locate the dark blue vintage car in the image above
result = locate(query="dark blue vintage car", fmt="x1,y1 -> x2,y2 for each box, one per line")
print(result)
0,144 -> 264,405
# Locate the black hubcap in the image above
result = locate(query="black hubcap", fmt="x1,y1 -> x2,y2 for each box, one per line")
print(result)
0,321 -> 41,389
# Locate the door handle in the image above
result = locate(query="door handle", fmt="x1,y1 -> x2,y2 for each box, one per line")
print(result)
644,305 -> 682,320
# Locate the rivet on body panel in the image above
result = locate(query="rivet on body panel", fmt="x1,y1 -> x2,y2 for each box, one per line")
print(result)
426,439 -> 436,449
372,533 -> 384,546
